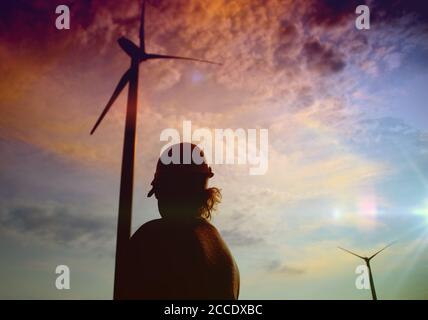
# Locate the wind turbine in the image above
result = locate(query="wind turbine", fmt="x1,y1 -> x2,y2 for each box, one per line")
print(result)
338,242 -> 395,300
90,0 -> 221,299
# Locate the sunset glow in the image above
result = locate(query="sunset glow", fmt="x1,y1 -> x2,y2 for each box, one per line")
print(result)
1,0 -> 427,299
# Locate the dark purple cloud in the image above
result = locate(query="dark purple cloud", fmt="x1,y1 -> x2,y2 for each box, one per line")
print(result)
302,39 -> 346,75
371,0 -> 428,25
305,0 -> 364,27
305,0 -> 428,28
0,0 -> 97,46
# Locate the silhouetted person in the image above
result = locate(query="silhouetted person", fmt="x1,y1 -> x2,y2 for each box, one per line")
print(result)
121,143 -> 240,299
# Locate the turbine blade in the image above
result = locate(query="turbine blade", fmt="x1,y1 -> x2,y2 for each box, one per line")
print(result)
338,247 -> 365,259
369,241 -> 396,260
90,69 -> 131,135
139,0 -> 146,52
145,53 -> 222,65
118,37 -> 140,58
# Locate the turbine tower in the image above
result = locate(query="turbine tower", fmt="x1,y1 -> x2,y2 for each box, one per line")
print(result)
90,0 -> 221,299
338,242 -> 395,300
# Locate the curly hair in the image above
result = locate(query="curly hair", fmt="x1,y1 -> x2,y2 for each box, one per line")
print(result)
198,187 -> 222,220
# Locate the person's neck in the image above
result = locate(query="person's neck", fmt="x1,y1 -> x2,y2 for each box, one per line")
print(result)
162,215 -> 204,224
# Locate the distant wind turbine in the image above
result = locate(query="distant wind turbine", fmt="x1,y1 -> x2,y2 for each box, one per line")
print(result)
338,242 -> 395,300
90,0 -> 221,299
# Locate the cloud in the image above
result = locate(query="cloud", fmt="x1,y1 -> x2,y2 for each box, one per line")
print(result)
302,0 -> 428,28
265,259 -> 305,275
1,0 -> 428,299
304,0 -> 363,27
1,0 -> 426,171
0,202 -> 114,249
220,228 -> 264,247
370,0 -> 428,26
302,39 -> 346,75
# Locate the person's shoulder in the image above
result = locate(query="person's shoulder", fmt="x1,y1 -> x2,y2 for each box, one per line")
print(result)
194,218 -> 220,233
193,219 -> 228,245
131,218 -> 164,240
142,218 -> 164,228
141,218 -> 165,230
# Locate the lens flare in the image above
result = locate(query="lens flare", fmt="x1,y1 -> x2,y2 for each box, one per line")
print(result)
413,200 -> 428,224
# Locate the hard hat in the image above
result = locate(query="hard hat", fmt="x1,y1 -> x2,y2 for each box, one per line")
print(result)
147,143 -> 214,197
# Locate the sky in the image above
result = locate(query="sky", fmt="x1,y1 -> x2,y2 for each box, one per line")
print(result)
0,0 -> 428,299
